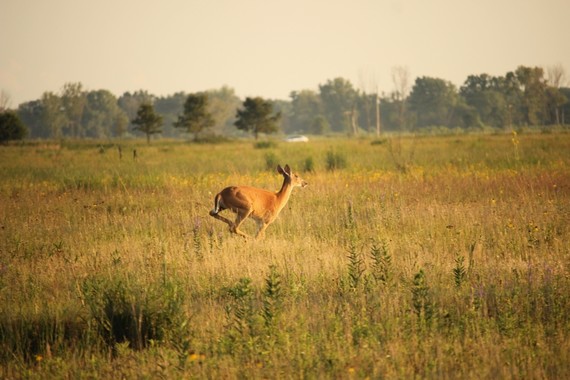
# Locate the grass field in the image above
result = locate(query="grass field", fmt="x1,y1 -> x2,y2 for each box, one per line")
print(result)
1,131 -> 569,379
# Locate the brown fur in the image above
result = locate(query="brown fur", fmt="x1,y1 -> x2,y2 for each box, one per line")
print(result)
209,164 -> 307,239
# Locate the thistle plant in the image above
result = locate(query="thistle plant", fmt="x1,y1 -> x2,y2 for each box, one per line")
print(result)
412,269 -> 433,325
262,265 -> 283,334
223,278 -> 257,355
192,218 -> 203,260
370,239 -> 391,285
347,241 -> 364,290
345,202 -> 363,290
453,255 -> 467,288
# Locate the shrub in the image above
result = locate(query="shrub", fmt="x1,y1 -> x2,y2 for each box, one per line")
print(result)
303,156 -> 315,172
325,149 -> 347,171
264,151 -> 279,171
370,138 -> 387,146
254,140 -> 277,149
0,111 -> 28,142
80,275 -> 187,350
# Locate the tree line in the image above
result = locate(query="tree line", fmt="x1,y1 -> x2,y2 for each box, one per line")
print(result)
1,65 -> 569,142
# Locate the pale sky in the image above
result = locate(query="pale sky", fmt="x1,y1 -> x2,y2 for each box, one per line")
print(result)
1,0 -> 569,107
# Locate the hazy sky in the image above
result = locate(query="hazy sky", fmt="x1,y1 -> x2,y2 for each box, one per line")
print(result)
2,0 -> 569,106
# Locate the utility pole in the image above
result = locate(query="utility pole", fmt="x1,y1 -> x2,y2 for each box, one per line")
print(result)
375,93 -> 381,136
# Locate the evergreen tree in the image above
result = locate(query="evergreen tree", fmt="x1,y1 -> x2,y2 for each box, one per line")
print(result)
132,103 -> 163,143
0,111 -> 28,142
234,97 -> 281,139
174,93 -> 215,141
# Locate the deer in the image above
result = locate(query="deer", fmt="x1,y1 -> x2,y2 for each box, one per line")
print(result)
209,164 -> 308,239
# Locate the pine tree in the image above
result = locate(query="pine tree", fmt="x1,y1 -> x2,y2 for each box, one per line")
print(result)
132,103 -> 162,143
0,111 -> 28,142
174,93 -> 215,141
234,97 -> 281,140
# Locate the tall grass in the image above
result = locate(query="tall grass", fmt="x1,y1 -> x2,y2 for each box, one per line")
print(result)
1,133 -> 569,378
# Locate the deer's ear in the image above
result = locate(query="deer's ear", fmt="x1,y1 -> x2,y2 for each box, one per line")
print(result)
284,164 -> 291,175
277,165 -> 285,175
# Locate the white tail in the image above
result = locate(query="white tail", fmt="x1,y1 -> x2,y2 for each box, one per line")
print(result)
209,164 -> 307,239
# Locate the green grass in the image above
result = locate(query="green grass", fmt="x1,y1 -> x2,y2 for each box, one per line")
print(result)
1,132 -> 569,379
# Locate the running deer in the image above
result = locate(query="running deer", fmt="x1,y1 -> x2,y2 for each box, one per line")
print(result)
209,164 -> 307,239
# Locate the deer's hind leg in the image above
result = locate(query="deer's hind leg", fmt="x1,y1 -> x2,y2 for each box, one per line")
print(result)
209,194 -> 236,230
210,212 -> 233,228
231,207 -> 253,238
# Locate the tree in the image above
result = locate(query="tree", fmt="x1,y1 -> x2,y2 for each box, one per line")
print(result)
154,92 -> 186,137
118,90 -> 154,122
41,92 -> 67,139
0,90 -> 11,112
61,82 -> 87,138
391,66 -> 411,130
493,72 -> 524,127
289,90 -> 323,133
0,111 -> 28,142
114,111 -> 129,138
234,97 -> 281,139
515,66 -> 548,126
319,77 -> 358,133
460,74 -> 507,128
546,64 -> 568,125
132,103 -> 163,143
206,86 -> 242,135
18,100 -> 48,139
83,89 -> 128,138
545,86 -> 567,125
174,93 -> 215,141
547,64 -> 567,89
310,115 -> 330,134
560,87 -> 570,125
376,95 -> 401,132
272,99 -> 292,134
358,68 -> 385,135
408,76 -> 459,128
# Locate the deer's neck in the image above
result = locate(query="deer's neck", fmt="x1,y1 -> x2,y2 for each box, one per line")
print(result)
275,179 -> 293,212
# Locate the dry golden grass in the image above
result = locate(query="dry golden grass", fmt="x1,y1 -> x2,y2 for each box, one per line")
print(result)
1,132 -> 569,379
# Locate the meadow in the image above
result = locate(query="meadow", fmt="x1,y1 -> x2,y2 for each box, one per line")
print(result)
0,131 -> 569,379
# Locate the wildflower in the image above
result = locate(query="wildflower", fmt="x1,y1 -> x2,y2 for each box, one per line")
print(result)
511,130 -> 519,145
35,355 -> 43,362
188,353 -> 206,362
